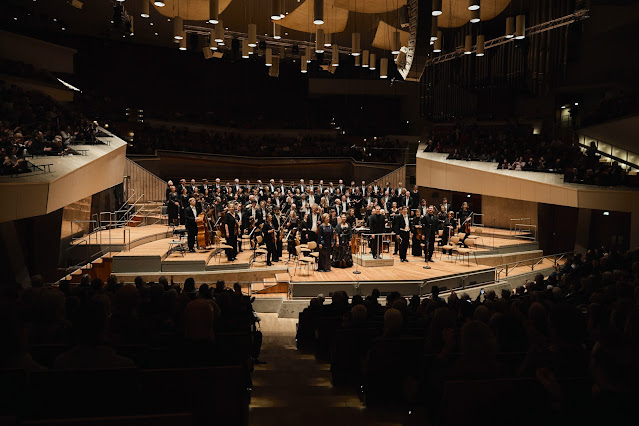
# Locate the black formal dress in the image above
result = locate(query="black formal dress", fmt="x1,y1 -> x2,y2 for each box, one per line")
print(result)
273,214 -> 284,260
179,193 -> 190,225
167,192 -> 180,226
458,209 -> 472,246
317,223 -> 335,272
184,205 -> 199,252
224,213 -> 238,261
287,218 -> 299,259
332,223 -> 353,268
411,216 -> 423,257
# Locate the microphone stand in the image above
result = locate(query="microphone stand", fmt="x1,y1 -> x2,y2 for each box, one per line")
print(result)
423,221 -> 432,270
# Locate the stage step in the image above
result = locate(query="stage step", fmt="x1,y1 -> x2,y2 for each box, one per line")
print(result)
353,254 -> 394,267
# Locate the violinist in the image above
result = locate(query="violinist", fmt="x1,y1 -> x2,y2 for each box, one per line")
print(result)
411,209 -> 423,257
442,211 -> 456,255
224,204 -> 239,261
262,213 -> 277,266
273,207 -> 284,260
286,211 -> 299,260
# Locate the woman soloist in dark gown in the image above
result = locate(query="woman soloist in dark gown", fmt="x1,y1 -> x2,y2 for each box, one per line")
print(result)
317,213 -> 335,272
332,214 -> 353,268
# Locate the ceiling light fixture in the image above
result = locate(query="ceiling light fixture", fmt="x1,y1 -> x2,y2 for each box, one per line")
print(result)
208,0 -> 219,24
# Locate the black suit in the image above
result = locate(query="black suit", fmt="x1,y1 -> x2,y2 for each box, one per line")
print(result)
421,213 -> 438,261
367,213 -> 385,258
184,205 -> 199,251
393,214 -> 411,261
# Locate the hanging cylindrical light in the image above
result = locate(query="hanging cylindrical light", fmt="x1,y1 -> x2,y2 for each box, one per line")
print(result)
396,50 -> 406,67
269,55 -> 280,77
432,0 -> 442,16
301,57 -> 308,73
315,29 -> 325,53
468,0 -> 480,11
314,0 -> 324,25
431,16 -> 438,41
351,32 -> 361,56
179,36 -> 187,50
476,35 -> 485,56
173,16 -> 184,39
273,22 -> 281,39
305,46 -> 313,62
464,34 -> 472,54
242,39 -> 250,58
271,0 -> 281,20
369,53 -> 376,70
209,30 -> 217,50
354,55 -> 360,66
141,0 -> 150,18
515,14 -> 525,39
380,57 -> 388,78
362,49 -> 369,67
265,47 -> 273,66
391,31 -> 401,55
505,16 -> 515,38
208,0 -> 219,24
331,44 -> 339,66
433,31 -> 442,52
324,33 -> 332,47
470,9 -> 480,23
154,1 -> 165,6
214,20 -> 224,42
248,23 -> 257,47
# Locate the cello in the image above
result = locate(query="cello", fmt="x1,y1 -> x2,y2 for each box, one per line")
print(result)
196,213 -> 212,248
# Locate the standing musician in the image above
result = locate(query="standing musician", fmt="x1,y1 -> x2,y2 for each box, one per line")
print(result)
273,207 -> 284,261
236,204 -> 247,253
317,213 -> 335,272
394,206 -> 411,262
440,197 -> 452,213
346,208 -> 357,227
421,205 -> 438,262
185,197 -> 199,253
224,204 -> 239,261
286,211 -> 299,260
306,205 -> 321,242
166,185 -> 180,226
262,213 -> 277,266
442,211 -> 456,255
458,201 -> 473,247
411,209 -> 423,257
367,206 -> 385,259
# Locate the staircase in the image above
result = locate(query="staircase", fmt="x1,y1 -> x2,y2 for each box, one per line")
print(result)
64,252 -> 114,284
127,201 -> 167,227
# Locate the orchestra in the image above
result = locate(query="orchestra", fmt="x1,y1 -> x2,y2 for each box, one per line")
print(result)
166,178 -> 475,269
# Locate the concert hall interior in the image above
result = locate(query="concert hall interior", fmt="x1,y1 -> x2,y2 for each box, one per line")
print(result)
2,0 -> 639,425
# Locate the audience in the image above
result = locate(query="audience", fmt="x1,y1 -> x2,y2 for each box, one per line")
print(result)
423,125 -> 635,187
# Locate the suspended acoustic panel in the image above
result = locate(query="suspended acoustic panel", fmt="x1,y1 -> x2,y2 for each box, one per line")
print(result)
333,0 -> 406,13
437,0 -> 510,28
153,0 -> 233,20
279,0 -> 348,34
371,21 -> 409,52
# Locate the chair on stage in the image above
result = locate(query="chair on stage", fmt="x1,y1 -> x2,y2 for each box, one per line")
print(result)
168,228 -> 187,257
456,238 -> 478,265
250,236 -> 268,266
307,241 -> 319,264
465,227 -> 484,247
440,235 -> 459,261
436,229 -> 443,246
215,231 -> 235,263
294,245 -> 314,276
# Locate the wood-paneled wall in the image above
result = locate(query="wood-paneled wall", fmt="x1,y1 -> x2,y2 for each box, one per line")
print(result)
124,158 -> 167,202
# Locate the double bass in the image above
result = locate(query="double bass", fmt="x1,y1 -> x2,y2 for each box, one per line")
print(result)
196,212 -> 212,248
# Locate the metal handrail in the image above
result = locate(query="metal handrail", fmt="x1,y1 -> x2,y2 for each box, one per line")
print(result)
494,251 -> 573,281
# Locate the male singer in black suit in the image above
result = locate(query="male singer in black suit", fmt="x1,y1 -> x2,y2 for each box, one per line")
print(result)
421,205 -> 438,262
184,197 -> 199,253
394,206 -> 411,262
367,206 -> 385,259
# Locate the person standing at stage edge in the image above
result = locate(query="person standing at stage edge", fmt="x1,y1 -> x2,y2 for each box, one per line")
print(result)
368,206 -> 385,259
421,205 -> 438,262
185,197 -> 199,253
224,204 -> 238,261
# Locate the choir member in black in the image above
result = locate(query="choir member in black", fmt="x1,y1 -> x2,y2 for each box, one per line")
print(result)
166,185 -> 180,226
410,186 -> 420,211
421,205 -> 438,262
329,209 -> 338,228
394,206 -> 411,262
224,204 -> 239,261
262,213 -> 277,266
272,207 -> 284,261
411,209 -> 423,257
332,214 -> 353,268
458,202 -> 472,247
442,211 -> 456,255
317,213 -> 335,272
179,187 -> 190,225
346,209 -> 357,227
286,211 -> 299,260
367,206 -> 385,259
300,212 -> 309,244
184,198 -> 199,253
166,180 -> 174,201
